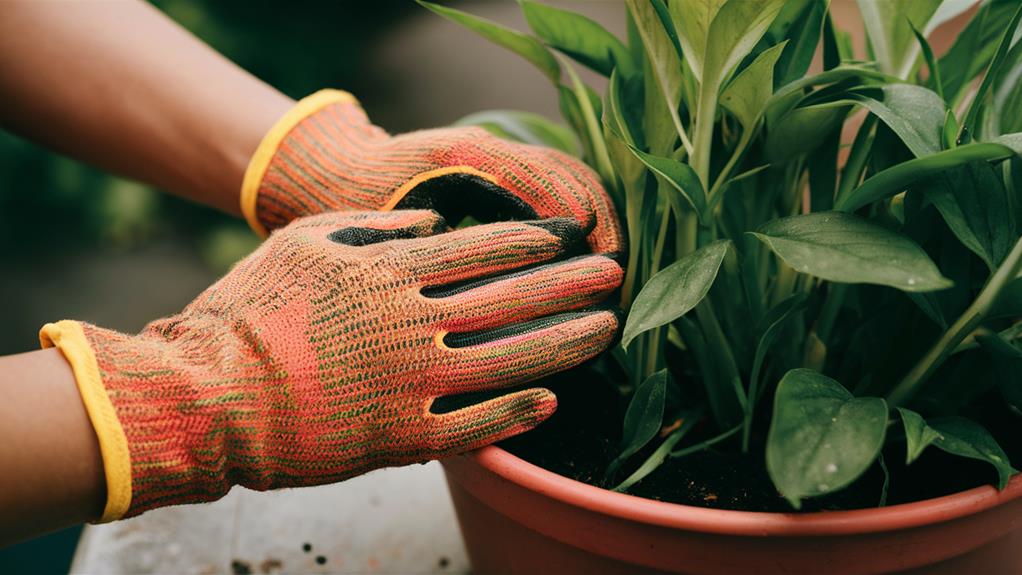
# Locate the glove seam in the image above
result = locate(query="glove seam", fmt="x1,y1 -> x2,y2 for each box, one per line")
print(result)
241,88 -> 360,238
39,320 -> 132,523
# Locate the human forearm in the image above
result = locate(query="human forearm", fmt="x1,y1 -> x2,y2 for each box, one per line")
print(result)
0,348 -> 104,546
0,0 -> 293,215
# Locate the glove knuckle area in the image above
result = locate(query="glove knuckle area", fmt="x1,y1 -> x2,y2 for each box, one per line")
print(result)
409,219 -> 581,285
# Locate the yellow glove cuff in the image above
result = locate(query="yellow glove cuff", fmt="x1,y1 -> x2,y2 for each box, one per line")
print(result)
240,89 -> 360,237
40,320 -> 132,522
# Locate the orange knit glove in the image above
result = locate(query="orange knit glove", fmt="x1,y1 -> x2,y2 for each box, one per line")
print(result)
41,211 -> 622,521
241,89 -> 622,254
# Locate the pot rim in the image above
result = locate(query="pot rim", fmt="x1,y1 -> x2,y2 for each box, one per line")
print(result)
461,445 -> 1022,536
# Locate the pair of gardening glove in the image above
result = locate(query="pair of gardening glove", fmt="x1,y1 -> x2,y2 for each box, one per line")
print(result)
42,89 -> 624,522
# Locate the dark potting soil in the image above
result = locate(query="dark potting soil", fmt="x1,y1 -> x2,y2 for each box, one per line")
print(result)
498,364 -> 1022,513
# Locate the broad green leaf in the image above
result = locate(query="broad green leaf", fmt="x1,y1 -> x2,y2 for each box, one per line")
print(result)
773,0 -> 827,88
897,407 -> 941,464
520,0 -> 635,78
765,103 -> 850,163
720,41 -> 787,131
669,0 -> 725,81
751,212 -> 952,292
924,161 -> 1015,270
856,0 -> 941,78
703,0 -> 786,94
418,1 -> 560,83
930,416 -> 1018,489
837,142 -> 1017,212
848,84 -> 946,157
767,369 -> 888,508
622,240 -> 730,348
454,110 -> 577,156
606,369 -> 670,478
627,146 -> 708,223
938,0 -> 1022,106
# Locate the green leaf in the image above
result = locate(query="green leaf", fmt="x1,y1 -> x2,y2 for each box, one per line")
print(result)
848,84 -> 946,157
943,109 -> 960,150
773,0 -> 827,88
924,161 -> 1015,271
703,0 -> 785,93
909,20 -> 943,102
992,40 -> 1022,134
837,141 -> 1017,212
622,240 -> 730,348
896,407 -> 941,464
627,146 -> 708,223
751,212 -> 953,292
856,0 -> 941,78
765,103 -> 850,163
938,0 -> 1021,106
418,1 -> 560,83
627,0 -> 690,155
606,369 -> 670,478
766,369 -> 888,509
669,0 -> 725,81
721,41 -> 787,131
930,416 -> 1018,490
520,0 -> 635,78
963,1 -> 1022,133
454,110 -> 578,156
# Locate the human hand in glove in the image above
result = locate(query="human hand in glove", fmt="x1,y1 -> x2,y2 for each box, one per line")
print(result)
37,211 -> 622,522
241,90 -> 623,254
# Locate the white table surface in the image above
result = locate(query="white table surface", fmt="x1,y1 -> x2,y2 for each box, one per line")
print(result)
70,462 -> 470,575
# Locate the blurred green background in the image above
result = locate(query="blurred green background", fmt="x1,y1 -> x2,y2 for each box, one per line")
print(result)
0,1 -> 619,571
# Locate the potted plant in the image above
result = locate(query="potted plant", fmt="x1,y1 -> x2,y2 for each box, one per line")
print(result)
421,1 -> 1022,573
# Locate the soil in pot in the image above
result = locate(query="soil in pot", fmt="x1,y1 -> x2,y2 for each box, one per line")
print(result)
496,361 -> 1022,513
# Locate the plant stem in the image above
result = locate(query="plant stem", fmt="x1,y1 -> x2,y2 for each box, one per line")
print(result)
708,125 -> 755,203
888,235 -> 1022,406
691,88 -> 718,191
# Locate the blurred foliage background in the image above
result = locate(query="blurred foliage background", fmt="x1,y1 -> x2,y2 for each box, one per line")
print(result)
0,1 -> 618,571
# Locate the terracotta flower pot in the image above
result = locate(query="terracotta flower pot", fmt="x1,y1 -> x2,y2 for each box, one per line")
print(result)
442,446 -> 1022,574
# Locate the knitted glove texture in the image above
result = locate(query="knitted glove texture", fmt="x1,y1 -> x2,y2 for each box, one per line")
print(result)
42,211 -> 621,521
242,90 -> 623,253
